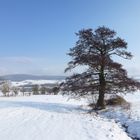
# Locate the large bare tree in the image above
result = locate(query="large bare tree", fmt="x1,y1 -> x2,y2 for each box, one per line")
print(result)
61,26 -> 140,109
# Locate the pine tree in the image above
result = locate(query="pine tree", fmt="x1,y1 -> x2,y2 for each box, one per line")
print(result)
61,26 -> 140,109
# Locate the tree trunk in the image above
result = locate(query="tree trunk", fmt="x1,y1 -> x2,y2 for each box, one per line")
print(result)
96,91 -> 105,109
96,65 -> 106,109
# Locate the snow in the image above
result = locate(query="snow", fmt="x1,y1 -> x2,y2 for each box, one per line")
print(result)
0,95 -> 131,140
99,91 -> 140,139
124,92 -> 140,138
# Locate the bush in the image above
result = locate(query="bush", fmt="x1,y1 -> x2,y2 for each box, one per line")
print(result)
106,95 -> 130,108
88,95 -> 131,110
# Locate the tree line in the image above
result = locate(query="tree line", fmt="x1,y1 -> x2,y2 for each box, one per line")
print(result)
0,81 -> 59,96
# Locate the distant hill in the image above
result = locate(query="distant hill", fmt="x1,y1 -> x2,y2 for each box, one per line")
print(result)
0,74 -> 66,81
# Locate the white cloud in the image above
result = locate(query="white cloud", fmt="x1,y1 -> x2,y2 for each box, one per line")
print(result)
0,57 -> 33,64
0,67 -> 9,75
0,55 -> 139,77
0,56 -> 66,76
0,57 -> 35,76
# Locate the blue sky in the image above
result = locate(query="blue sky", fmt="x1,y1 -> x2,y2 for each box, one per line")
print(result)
0,0 -> 140,76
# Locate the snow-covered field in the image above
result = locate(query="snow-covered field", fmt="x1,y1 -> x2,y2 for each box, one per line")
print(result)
11,80 -> 60,86
0,95 -> 132,140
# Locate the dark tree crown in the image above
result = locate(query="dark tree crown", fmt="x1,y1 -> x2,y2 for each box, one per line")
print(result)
61,26 -> 140,109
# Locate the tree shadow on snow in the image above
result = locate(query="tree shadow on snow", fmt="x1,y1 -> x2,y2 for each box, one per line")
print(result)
0,101 -> 88,114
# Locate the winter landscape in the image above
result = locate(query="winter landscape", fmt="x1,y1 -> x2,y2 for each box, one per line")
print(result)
1,0 -> 140,140
0,78 -> 139,140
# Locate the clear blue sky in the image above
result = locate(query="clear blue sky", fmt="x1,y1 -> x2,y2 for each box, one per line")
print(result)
0,0 -> 140,76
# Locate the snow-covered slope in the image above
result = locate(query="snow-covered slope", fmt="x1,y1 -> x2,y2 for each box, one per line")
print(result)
11,80 -> 60,86
0,95 -> 131,140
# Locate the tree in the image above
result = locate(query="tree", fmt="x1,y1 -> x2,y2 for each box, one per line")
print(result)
21,86 -> 26,96
32,85 -> 39,95
12,86 -> 19,96
61,26 -> 140,109
1,81 -> 11,96
40,86 -> 46,95
51,86 -> 59,95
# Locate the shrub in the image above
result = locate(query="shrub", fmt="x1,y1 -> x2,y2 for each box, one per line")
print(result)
88,95 -> 131,110
106,95 -> 130,108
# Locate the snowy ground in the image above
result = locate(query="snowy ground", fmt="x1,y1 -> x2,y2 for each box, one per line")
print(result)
0,95 -> 131,140
100,91 -> 140,139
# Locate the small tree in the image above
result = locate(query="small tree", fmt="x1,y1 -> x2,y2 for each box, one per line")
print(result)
21,87 -> 26,96
61,26 -> 140,109
32,85 -> 39,95
52,86 -> 59,95
12,86 -> 19,96
1,81 -> 11,96
40,86 -> 46,95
